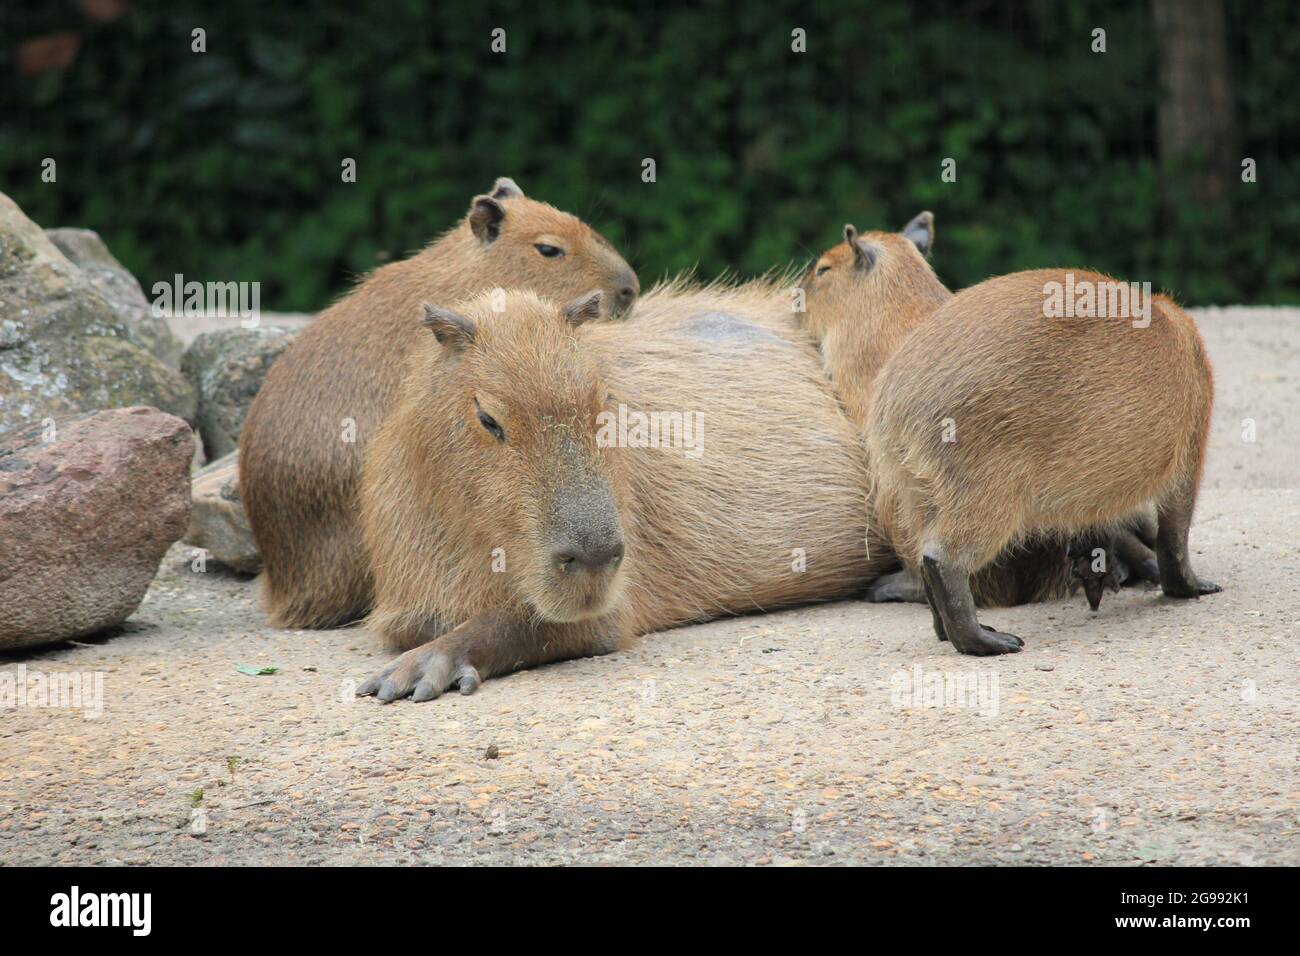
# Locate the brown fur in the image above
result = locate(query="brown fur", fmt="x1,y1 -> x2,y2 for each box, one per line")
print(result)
802,221 -> 1216,651
800,217 -> 1073,605
357,281 -> 898,699
870,270 -> 1214,574
238,180 -> 639,629
801,222 -> 950,426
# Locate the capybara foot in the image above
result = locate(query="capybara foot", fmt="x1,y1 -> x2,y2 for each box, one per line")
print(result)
1114,528 -> 1160,587
1069,533 -> 1123,611
1162,577 -> 1223,599
1069,556 -> 1123,611
949,624 -> 1024,657
862,568 -> 927,603
357,641 -> 482,703
1125,555 -> 1161,587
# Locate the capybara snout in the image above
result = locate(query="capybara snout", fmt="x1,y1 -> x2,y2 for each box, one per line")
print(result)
548,491 -> 625,574
536,460 -> 628,621
612,271 -> 641,316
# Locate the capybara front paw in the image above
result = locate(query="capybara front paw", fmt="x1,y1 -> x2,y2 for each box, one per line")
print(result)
357,641 -> 482,703
950,625 -> 1024,656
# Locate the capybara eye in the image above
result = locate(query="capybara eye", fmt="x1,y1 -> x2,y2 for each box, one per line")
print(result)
815,264 -> 831,277
475,402 -> 505,442
534,243 -> 565,259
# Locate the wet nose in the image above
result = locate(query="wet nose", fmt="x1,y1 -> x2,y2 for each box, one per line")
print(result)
554,535 -> 625,574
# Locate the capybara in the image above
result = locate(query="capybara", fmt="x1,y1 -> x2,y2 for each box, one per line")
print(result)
356,281 -> 898,700
799,215 -> 1163,611
805,221 -> 1220,654
238,178 -> 640,629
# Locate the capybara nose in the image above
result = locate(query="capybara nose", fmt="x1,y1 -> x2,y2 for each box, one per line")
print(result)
614,273 -> 639,314
554,536 -> 625,573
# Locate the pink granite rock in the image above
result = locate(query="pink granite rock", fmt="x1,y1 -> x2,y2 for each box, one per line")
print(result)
0,406 -> 193,649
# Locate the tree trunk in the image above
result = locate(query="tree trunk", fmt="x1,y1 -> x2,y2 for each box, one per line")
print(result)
1151,0 -> 1238,206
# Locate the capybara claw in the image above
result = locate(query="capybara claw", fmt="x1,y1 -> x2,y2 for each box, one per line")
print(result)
360,641 -> 481,703
951,625 -> 1023,656
456,665 -> 482,696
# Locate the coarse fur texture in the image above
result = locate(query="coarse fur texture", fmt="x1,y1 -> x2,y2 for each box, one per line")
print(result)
357,281 -> 897,700
871,269 -> 1214,570
864,266 -> 1219,653
801,216 -> 951,427
800,216 -> 1079,606
238,179 -> 640,630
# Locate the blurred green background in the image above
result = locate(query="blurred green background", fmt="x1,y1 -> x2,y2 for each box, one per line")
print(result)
2,0 -> 1297,310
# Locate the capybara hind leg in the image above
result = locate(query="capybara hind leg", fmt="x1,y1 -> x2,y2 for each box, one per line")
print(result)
357,612 -> 623,703
1155,485 -> 1221,598
1114,526 -> 1160,586
1128,508 -> 1158,550
863,568 -> 927,604
1068,530 -> 1122,612
264,523 -> 374,629
920,551 -> 1024,655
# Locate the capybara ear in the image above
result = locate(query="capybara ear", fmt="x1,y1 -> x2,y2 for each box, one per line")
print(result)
490,177 -> 524,199
468,195 -> 507,244
843,223 -> 859,246
850,235 -> 878,273
421,303 -> 477,351
562,290 -> 604,327
901,211 -> 934,257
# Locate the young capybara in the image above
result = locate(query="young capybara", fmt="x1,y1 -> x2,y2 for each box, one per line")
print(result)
799,215 -> 1164,612
356,282 -> 898,700
238,178 -> 640,630
803,219 -> 1220,655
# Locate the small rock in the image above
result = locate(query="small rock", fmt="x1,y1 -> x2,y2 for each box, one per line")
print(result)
0,406 -> 193,649
183,451 -> 259,572
181,326 -> 297,459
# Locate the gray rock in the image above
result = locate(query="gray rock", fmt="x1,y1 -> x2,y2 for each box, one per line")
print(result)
181,326 -> 297,459
183,451 -> 259,573
44,227 -> 185,369
0,193 -> 196,435
0,406 -> 193,650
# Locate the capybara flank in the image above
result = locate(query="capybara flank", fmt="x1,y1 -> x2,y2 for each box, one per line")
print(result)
805,224 -> 1220,654
799,215 -> 1165,614
357,281 -> 896,701
238,178 -> 640,630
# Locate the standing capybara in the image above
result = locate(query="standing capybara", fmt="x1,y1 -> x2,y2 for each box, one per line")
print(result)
356,282 -> 898,700
799,215 -> 1163,610
238,179 -> 640,630
802,218 -> 1219,654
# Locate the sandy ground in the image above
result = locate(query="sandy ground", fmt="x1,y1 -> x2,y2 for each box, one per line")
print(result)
1,307 -> 1297,866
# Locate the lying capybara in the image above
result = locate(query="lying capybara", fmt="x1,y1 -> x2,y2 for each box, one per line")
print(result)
238,178 -> 640,629
804,219 -> 1219,654
357,282 -> 897,699
799,215 -> 1163,611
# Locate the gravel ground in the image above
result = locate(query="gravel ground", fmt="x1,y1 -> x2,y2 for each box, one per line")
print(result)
2,306 -> 1297,866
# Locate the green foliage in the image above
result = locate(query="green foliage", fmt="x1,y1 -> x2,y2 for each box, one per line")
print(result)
1,0 -> 1295,309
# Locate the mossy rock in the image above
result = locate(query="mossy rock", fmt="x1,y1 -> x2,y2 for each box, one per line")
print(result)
0,192 -> 195,435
